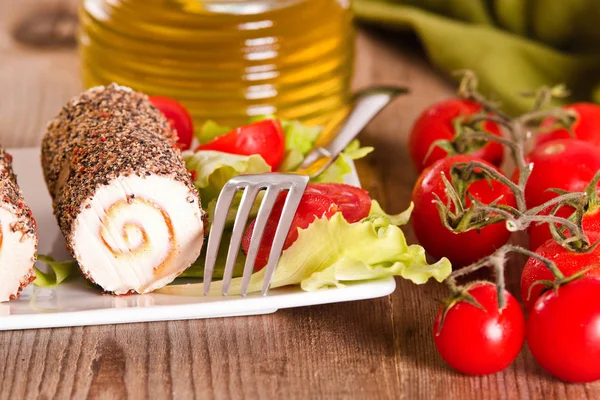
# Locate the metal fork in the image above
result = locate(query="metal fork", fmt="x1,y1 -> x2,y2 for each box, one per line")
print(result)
203,86 -> 408,296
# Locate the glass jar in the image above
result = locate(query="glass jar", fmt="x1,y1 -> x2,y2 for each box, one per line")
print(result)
79,0 -> 354,129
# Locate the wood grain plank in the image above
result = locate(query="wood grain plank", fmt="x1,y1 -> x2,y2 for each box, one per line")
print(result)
0,0 -> 80,149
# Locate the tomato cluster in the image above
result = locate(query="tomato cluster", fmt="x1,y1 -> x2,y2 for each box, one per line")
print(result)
410,99 -> 600,382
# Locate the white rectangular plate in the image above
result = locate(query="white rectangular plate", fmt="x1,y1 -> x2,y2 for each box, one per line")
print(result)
0,148 -> 396,331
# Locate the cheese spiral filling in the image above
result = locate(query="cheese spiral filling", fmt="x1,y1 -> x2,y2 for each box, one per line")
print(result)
100,198 -> 175,277
72,174 -> 204,294
0,207 -> 37,301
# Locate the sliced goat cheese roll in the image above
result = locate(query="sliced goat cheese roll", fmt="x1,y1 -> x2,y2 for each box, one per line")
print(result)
0,148 -> 38,302
41,84 -> 205,295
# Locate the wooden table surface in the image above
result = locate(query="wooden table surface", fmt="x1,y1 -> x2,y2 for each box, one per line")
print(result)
1,1 -> 599,399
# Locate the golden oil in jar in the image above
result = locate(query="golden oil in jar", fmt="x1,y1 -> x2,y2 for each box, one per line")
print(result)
79,0 -> 354,129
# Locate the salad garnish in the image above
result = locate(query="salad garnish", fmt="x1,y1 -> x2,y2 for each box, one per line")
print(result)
159,202 -> 450,295
35,111 -> 451,295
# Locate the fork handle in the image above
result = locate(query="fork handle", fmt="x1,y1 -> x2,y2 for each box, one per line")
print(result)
299,86 -> 409,177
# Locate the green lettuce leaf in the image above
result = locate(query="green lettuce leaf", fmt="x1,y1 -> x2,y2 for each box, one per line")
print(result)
310,156 -> 353,184
366,200 -> 414,226
342,139 -> 375,160
179,229 -> 245,280
311,140 -> 374,183
184,150 -> 271,207
158,204 -> 451,296
196,120 -> 231,144
278,149 -> 305,172
204,195 -> 265,228
33,254 -> 80,287
277,119 -> 323,172
281,120 -> 322,155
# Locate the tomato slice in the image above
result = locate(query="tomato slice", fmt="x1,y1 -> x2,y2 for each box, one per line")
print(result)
241,183 -> 372,271
304,183 -> 371,223
149,96 -> 194,151
195,119 -> 285,170
242,192 -> 338,271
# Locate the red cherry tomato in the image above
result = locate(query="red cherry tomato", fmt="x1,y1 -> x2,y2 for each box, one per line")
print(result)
409,99 -> 504,172
196,119 -> 285,169
521,232 -> 600,310
433,283 -> 525,375
149,96 -> 194,151
527,278 -> 600,383
582,207 -> 600,234
521,139 -> 600,249
536,103 -> 600,147
411,155 -> 516,267
304,183 -> 371,223
242,183 -> 372,271
523,139 -> 600,209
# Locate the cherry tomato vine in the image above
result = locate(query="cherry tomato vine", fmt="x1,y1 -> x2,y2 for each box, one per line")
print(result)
436,71 -> 599,309
428,71 -> 600,381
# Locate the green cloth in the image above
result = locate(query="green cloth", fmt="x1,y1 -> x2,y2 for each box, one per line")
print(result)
353,0 -> 600,115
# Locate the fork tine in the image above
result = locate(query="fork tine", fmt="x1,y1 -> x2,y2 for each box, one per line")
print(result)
203,182 -> 238,295
261,176 -> 309,295
221,185 -> 261,295
239,186 -> 280,296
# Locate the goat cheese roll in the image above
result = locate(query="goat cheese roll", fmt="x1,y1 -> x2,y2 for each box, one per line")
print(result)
42,84 -> 205,294
0,148 -> 38,302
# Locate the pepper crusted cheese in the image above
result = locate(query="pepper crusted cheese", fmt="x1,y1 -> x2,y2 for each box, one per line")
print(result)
41,84 -> 205,294
0,147 -> 38,302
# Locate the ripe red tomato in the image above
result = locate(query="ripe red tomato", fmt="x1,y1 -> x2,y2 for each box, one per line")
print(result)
409,99 -> 503,172
527,278 -> 600,383
304,183 -> 371,223
433,283 -> 525,375
149,96 -> 194,151
583,207 -> 600,234
196,119 -> 285,169
242,183 -> 371,271
536,103 -> 600,147
523,139 -> 600,209
411,155 -> 516,267
520,232 -> 600,310
522,139 -> 600,249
